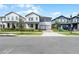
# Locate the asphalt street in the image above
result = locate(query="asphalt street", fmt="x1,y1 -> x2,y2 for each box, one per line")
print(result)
0,36 -> 79,54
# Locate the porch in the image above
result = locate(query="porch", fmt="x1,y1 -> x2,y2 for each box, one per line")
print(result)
59,23 -> 79,31
27,23 -> 39,29
2,22 -> 19,29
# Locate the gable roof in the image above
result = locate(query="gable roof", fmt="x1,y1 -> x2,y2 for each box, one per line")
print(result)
71,16 -> 79,19
25,12 -> 52,19
52,15 -> 69,21
25,12 -> 41,17
5,12 -> 25,19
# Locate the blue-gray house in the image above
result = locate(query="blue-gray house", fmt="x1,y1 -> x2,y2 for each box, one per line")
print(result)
52,15 -> 79,31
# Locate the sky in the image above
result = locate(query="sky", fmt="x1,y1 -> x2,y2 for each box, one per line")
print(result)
0,4 -> 79,19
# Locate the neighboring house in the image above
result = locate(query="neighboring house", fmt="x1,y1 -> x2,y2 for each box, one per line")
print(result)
0,12 -> 26,29
25,12 -> 52,30
52,15 -> 79,31
52,15 -> 70,30
71,16 -> 79,30
0,12 -> 52,30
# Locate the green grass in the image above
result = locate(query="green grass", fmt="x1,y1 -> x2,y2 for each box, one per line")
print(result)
0,28 -> 42,32
58,32 -> 79,35
16,32 -> 42,35
0,29 -> 42,35
52,28 -> 79,35
0,32 -> 42,35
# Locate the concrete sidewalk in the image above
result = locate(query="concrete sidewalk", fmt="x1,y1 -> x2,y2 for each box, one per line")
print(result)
41,30 -> 66,36
0,31 -> 66,37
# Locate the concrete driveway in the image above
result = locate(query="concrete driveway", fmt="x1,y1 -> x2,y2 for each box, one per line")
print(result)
42,31 -> 65,36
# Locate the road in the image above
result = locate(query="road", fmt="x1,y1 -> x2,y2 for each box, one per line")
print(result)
0,36 -> 79,54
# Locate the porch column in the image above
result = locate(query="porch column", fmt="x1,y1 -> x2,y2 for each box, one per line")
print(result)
77,24 -> 79,30
33,24 -> 35,29
60,25 -> 63,29
15,23 -> 17,29
10,23 -> 12,28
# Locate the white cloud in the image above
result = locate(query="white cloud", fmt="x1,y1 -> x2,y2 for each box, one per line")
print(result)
72,12 -> 78,16
17,4 -> 42,14
52,12 -> 61,15
17,4 -> 25,8
0,4 -> 7,9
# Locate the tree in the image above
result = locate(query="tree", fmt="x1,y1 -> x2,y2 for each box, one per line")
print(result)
77,13 -> 79,17
70,15 -> 73,34
55,19 -> 60,31
18,18 -> 24,31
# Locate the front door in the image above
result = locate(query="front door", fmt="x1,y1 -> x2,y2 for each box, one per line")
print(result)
35,24 -> 38,29
12,23 -> 15,29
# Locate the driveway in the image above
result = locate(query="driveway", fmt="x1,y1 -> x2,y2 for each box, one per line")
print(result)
41,30 -> 65,36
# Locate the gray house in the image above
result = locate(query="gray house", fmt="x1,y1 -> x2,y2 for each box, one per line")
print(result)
52,15 -> 79,31
52,15 -> 70,30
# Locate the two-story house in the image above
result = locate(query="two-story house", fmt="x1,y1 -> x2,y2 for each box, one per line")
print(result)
52,15 -> 70,30
0,12 -> 26,29
71,16 -> 79,31
0,12 -> 52,30
25,12 -> 52,30
52,15 -> 79,31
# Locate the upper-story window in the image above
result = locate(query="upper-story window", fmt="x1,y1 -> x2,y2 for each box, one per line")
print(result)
16,16 -> 18,20
12,16 -> 14,20
73,18 -> 77,22
36,17 -> 38,20
29,17 -> 33,21
31,17 -> 33,21
29,18 -> 30,21
0,18 -> 2,21
7,17 -> 9,20
77,19 -> 79,22
62,19 -> 65,22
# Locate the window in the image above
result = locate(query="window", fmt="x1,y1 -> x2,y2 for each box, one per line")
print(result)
7,17 -> 9,20
29,18 -> 30,21
36,17 -> 38,20
73,18 -> 77,22
29,17 -> 33,21
31,17 -> 33,21
16,17 -> 18,20
0,18 -> 2,21
29,24 -> 33,28
12,16 -> 14,20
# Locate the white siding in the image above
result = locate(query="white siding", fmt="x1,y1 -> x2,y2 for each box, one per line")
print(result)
57,18 -> 68,23
72,18 -> 78,23
25,13 -> 40,22
5,13 -> 20,22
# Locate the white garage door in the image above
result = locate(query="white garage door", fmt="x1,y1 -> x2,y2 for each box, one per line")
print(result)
39,25 -> 50,30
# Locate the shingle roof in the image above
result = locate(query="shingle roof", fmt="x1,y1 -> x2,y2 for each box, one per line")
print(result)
5,12 -> 25,19
71,16 -> 79,19
25,12 -> 52,19
52,15 -> 69,21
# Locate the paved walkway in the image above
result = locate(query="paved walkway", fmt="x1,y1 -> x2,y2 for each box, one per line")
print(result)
41,30 -> 66,36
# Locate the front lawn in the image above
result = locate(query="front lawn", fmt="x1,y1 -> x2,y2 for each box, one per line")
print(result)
58,31 -> 79,35
52,28 -> 79,35
0,29 -> 42,35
